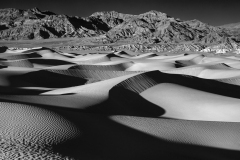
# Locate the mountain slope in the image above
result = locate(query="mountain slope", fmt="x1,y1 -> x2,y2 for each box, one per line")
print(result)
0,7 -> 239,48
0,8 -> 112,40
219,22 -> 240,42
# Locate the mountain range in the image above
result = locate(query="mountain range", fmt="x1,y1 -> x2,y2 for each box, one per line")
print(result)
1,7 -> 240,53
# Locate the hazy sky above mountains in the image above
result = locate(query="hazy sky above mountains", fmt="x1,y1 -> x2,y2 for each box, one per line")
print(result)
1,0 -> 240,26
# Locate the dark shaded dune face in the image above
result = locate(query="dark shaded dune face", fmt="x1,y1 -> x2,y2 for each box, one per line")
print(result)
9,70 -> 87,88
175,60 -> 195,68
106,53 -> 123,59
0,86 -> 50,95
175,62 -> 185,68
0,65 -> 8,69
106,87 -> 165,117
0,46 -> 8,53
29,59 -> 74,66
0,102 -> 80,159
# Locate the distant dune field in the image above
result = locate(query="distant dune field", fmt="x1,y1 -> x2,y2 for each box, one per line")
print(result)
0,46 -> 240,159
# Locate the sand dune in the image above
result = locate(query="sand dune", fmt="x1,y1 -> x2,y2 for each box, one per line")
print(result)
1,47 -> 240,159
69,62 -> 134,71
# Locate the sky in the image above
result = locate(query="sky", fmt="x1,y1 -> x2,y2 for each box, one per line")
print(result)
1,0 -> 240,26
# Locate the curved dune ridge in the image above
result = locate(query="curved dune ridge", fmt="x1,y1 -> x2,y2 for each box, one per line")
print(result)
0,102 -> 80,159
1,47 -> 240,159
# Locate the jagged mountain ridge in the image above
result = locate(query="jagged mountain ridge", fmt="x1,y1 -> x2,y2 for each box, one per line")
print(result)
0,7 -> 239,48
0,7 -> 113,40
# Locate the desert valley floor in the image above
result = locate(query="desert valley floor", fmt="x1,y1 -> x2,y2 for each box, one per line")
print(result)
1,46 -> 240,159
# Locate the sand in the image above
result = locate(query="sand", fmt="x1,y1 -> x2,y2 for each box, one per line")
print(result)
0,46 -> 240,159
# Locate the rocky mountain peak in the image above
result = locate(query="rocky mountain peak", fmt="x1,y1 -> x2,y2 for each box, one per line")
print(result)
28,7 -> 41,13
